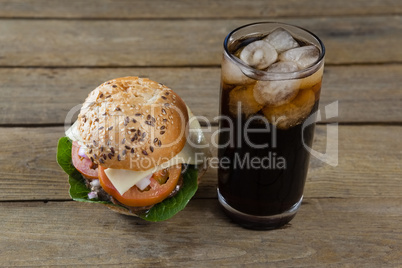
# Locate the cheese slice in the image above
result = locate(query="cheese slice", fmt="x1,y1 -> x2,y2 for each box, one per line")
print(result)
67,106 -> 209,196
104,142 -> 201,195
104,168 -> 154,195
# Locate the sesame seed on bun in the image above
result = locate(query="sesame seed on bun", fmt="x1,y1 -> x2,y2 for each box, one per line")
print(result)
77,76 -> 189,171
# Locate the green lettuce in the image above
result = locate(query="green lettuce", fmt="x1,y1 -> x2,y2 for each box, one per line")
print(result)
56,136 -> 198,221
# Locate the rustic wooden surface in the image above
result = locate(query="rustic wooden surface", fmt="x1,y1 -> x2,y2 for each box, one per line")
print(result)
1,198 -> 401,267
1,65 -> 402,125
1,0 -> 401,18
0,1 -> 401,267
0,17 -> 401,67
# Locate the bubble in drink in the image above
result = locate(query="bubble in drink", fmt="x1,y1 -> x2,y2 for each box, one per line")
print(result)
253,62 -> 300,106
263,27 -> 299,53
279,45 -> 320,69
229,84 -> 262,117
239,40 -> 278,70
262,89 -> 315,129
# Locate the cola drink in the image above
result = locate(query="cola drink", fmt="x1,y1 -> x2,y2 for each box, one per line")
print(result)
217,22 -> 325,229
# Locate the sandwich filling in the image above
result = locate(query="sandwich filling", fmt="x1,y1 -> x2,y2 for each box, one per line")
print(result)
66,107 -> 208,203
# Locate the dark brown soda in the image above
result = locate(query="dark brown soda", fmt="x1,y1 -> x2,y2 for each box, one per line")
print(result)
218,33 -> 322,229
218,93 -> 319,217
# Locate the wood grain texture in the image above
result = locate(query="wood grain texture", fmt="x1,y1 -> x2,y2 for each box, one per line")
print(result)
1,65 -> 401,125
0,198 -> 400,267
0,0 -> 401,19
0,125 -> 400,201
1,1 -> 401,266
0,16 -> 401,67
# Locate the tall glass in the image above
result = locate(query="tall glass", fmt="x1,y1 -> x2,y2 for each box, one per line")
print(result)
217,22 -> 325,229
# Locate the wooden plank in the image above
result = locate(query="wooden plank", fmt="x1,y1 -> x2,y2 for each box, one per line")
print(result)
0,0 -> 401,19
0,16 -> 400,67
320,64 -> 402,123
0,67 -> 221,125
1,65 -> 401,125
0,125 -> 401,201
0,198 -> 400,266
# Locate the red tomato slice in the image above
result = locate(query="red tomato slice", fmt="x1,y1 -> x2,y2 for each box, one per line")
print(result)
98,164 -> 182,207
71,141 -> 99,180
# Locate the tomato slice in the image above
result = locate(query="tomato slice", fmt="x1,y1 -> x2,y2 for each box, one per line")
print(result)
71,141 -> 99,180
98,164 -> 182,207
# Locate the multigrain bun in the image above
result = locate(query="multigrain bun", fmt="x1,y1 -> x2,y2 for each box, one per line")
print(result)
77,77 -> 189,171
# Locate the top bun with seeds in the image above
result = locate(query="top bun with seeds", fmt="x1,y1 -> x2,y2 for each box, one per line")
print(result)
77,76 -> 189,171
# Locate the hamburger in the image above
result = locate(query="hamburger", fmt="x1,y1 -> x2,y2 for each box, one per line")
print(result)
57,77 -> 209,221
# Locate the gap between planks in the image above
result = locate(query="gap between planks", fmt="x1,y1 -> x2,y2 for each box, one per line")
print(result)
1,122 -> 402,128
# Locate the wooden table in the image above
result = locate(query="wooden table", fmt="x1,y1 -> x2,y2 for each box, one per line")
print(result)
1,1 -> 401,266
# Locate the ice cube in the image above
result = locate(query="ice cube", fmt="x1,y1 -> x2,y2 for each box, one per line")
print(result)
221,54 -> 254,85
253,62 -> 300,106
266,61 -> 299,73
263,28 -> 299,53
229,84 -> 263,117
279,45 -> 320,69
262,89 -> 315,130
240,40 -> 278,70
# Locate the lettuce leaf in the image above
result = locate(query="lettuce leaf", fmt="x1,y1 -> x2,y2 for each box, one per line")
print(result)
139,166 -> 198,222
56,136 -> 199,221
